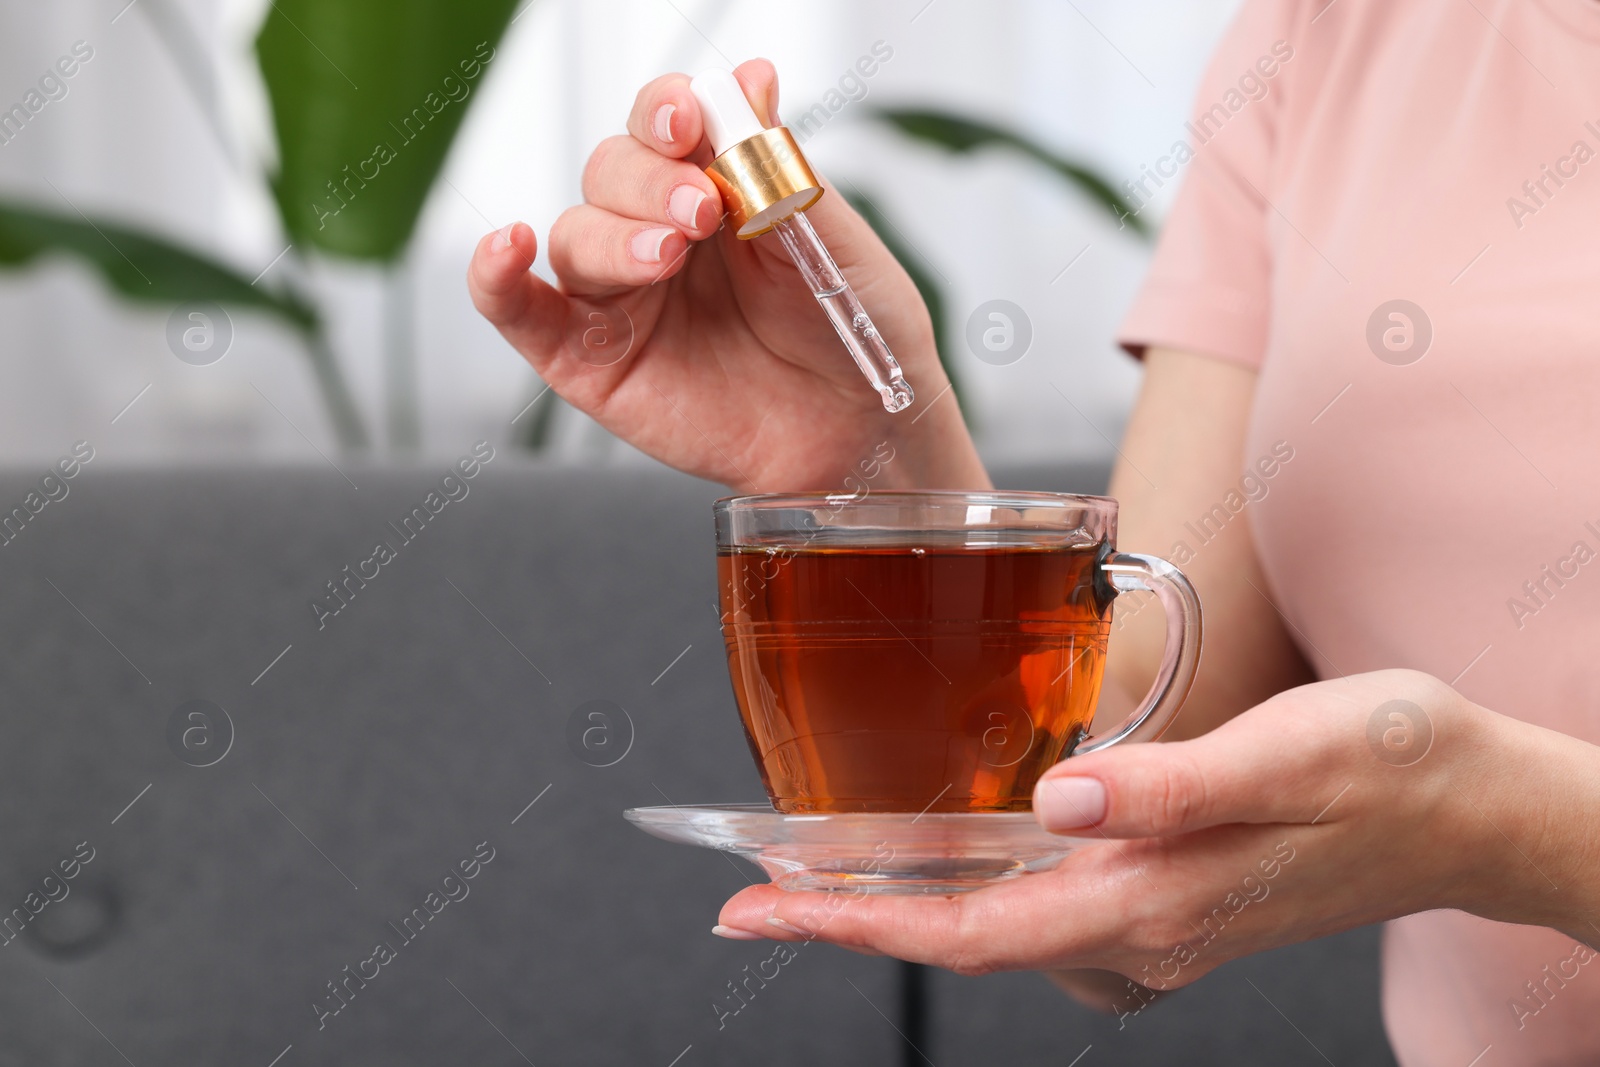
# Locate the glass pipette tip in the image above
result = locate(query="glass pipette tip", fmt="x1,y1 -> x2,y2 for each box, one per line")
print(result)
771,212 -> 915,413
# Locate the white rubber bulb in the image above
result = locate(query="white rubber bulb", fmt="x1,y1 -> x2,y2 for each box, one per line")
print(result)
690,68 -> 766,155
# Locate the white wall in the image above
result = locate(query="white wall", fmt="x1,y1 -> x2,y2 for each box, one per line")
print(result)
0,0 -> 1239,466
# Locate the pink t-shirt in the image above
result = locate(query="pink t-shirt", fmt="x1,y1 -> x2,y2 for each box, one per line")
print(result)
1118,0 -> 1600,1063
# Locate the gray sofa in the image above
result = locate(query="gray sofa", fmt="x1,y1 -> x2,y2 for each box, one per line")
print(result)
0,456 -> 1397,1065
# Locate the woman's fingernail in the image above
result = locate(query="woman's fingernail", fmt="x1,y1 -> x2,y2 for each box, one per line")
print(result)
652,103 -> 676,143
668,185 -> 708,230
1035,776 -> 1107,830
712,924 -> 765,941
766,916 -> 810,936
629,227 -> 674,264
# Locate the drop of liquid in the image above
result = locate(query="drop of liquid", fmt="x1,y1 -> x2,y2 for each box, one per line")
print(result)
851,313 -> 870,330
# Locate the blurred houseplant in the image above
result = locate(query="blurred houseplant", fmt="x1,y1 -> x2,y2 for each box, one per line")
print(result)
845,108 -> 1149,419
0,0 -> 520,450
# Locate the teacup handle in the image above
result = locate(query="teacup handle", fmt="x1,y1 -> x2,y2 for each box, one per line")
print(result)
1076,551 -> 1203,755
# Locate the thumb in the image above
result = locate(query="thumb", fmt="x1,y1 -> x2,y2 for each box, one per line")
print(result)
467,222 -> 567,373
732,58 -> 780,126
1032,713 -> 1339,838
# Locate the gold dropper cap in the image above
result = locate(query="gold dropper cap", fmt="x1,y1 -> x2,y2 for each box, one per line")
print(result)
690,70 -> 823,238
705,126 -> 824,239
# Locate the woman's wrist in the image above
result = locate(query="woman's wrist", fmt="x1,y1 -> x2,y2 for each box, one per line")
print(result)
1529,726 -> 1600,944
1470,703 -> 1600,942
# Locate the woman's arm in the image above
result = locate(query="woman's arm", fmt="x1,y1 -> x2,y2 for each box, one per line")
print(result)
716,669 -> 1600,987
1100,346 -> 1314,743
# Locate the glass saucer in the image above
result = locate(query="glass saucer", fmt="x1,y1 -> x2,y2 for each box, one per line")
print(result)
624,803 -> 1092,894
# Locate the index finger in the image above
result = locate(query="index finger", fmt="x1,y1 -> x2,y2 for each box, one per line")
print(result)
626,60 -> 781,159
625,73 -> 703,158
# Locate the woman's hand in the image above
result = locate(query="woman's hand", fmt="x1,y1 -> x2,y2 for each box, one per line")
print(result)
468,59 -> 986,493
715,669 -> 1600,1004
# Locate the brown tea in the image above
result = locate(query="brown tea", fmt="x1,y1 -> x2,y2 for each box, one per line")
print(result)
718,537 -> 1112,813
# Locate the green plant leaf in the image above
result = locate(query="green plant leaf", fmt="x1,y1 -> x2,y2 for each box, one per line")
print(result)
257,0 -> 521,261
840,187 -> 966,424
0,200 -> 316,328
872,108 -> 1150,239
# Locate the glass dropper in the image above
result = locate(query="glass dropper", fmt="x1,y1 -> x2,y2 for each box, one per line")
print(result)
691,69 -> 915,414
770,212 -> 914,412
